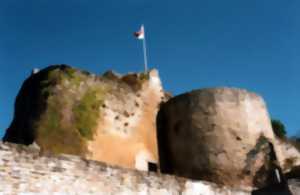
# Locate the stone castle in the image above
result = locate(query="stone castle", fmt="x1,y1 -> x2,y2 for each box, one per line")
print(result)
1,65 -> 300,194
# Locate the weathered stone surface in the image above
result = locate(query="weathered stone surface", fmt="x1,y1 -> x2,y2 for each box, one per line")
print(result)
274,138 -> 300,173
0,142 -> 251,195
2,65 -> 166,170
157,88 -> 280,190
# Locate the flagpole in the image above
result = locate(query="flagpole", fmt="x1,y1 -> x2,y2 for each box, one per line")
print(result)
142,25 -> 148,73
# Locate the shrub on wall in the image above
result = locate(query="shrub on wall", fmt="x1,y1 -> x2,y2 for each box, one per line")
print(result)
271,119 -> 286,138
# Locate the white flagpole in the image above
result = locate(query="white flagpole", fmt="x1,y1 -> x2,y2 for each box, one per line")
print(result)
142,25 -> 148,73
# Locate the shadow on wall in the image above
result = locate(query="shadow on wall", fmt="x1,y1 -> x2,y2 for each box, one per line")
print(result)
156,102 -> 174,175
2,66 -> 63,145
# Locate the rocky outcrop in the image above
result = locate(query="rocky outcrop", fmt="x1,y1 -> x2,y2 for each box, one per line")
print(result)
157,88 -> 281,190
3,65 -> 167,170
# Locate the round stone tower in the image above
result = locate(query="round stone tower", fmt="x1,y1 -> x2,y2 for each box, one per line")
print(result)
157,88 -> 280,189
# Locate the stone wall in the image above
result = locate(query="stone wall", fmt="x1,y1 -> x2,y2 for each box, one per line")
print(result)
88,69 -> 166,170
0,142 -> 250,195
157,88 -> 279,189
3,65 -> 166,171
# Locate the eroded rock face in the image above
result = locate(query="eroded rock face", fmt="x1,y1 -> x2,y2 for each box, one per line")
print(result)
157,88 -> 279,190
275,138 -> 300,173
3,65 -> 166,170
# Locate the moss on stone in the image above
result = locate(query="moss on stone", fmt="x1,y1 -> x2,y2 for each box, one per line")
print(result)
39,69 -> 62,96
35,95 -> 87,155
73,87 -> 105,140
139,72 -> 150,81
34,66 -> 100,155
121,72 -> 150,91
42,67 -> 84,88
63,68 -> 85,87
6,65 -> 111,156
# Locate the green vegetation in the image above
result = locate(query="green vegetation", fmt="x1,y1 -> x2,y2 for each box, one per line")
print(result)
35,67 -> 106,155
40,67 -> 84,93
64,67 -> 77,77
121,72 -> 150,91
271,119 -> 286,138
35,96 -> 87,155
139,72 -> 150,81
73,87 -> 105,140
63,67 -> 84,87
40,69 -> 62,96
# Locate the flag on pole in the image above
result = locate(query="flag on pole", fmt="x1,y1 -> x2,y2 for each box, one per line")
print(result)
134,25 -> 145,40
134,24 -> 148,72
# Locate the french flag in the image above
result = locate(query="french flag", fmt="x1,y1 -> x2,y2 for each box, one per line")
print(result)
134,25 -> 145,40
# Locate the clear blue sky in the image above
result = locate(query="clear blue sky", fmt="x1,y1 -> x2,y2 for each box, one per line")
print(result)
0,0 -> 299,138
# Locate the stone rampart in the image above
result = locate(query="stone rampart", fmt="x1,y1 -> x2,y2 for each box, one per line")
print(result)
0,142 -> 250,195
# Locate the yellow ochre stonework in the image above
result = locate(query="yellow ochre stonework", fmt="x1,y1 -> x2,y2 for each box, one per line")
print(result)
3,65 -> 167,170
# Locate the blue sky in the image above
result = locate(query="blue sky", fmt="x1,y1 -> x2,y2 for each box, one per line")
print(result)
0,0 -> 299,138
